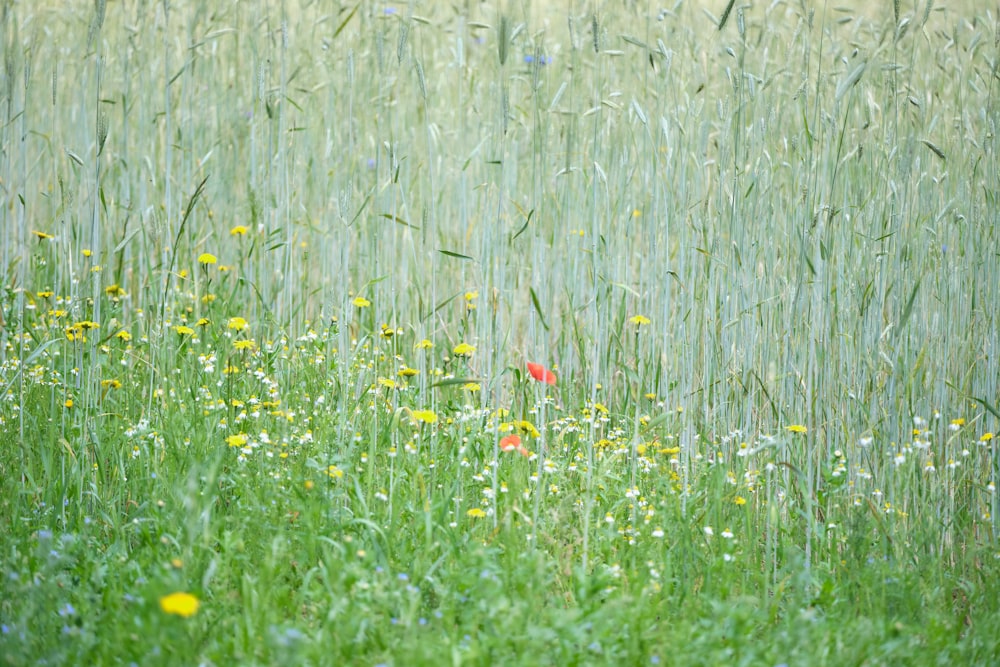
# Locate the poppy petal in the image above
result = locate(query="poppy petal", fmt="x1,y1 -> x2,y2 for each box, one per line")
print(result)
500,434 -> 522,452
526,362 -> 557,385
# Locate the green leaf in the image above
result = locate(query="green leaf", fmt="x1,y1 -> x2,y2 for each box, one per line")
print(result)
382,213 -> 419,229
438,249 -> 475,261
894,276 -> 922,339
430,377 -> 484,388
529,287 -> 549,331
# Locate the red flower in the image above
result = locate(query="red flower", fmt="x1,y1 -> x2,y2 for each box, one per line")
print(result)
499,434 -> 530,457
500,434 -> 522,452
526,362 -> 557,385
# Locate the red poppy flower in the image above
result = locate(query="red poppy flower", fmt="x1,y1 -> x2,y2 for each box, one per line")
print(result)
499,434 -> 522,452
526,362 -> 557,385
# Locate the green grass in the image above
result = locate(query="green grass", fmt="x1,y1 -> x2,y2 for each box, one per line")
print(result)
2,1 -> 999,664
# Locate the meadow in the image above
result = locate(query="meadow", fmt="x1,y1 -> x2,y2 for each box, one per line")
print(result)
1,0 -> 999,664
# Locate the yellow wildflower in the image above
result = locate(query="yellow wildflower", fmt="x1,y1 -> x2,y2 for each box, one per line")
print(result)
159,592 -> 199,618
453,343 -> 476,356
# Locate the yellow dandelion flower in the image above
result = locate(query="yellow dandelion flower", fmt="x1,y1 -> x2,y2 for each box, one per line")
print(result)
196,318 -> 210,327
225,433 -> 248,448
786,424 -> 808,434
227,316 -> 248,331
466,508 -> 486,518
453,342 -> 476,356
983,433 -> 995,443
159,592 -> 199,618
352,296 -> 371,308
174,325 -> 195,336
198,253 -> 217,265
398,366 -> 419,377
629,314 -> 651,326
377,377 -> 397,389
734,496 -> 747,506
415,338 -> 434,349
463,382 -> 481,392
514,420 -> 540,438
82,248 -> 92,257
230,225 -> 248,236
115,330 -> 132,342
327,465 -> 344,479
37,290 -> 54,298
32,230 -> 54,240
233,339 -> 255,351
411,409 -> 438,424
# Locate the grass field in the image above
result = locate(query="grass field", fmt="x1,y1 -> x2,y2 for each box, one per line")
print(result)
2,1 -> 999,665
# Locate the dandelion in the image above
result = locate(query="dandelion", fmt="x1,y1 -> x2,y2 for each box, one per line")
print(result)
196,318 -> 210,327
982,433 -> 995,443
173,325 -> 195,336
159,592 -> 199,618
115,330 -> 131,342
227,316 -> 248,331
629,314 -> 651,327
734,496 -> 747,506
233,339 -> 255,351
453,342 -> 476,356
225,433 -> 248,448
32,230 -> 55,240
411,409 -> 438,424
352,296 -> 371,308
466,508 -> 486,518
398,366 -> 419,377
526,362 -> 557,385
415,338 -> 433,349
786,424 -> 808,434
230,225 -> 248,236
198,253 -> 217,266
462,382 -> 481,392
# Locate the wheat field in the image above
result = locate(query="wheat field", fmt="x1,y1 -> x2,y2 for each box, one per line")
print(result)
1,1 -> 999,665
